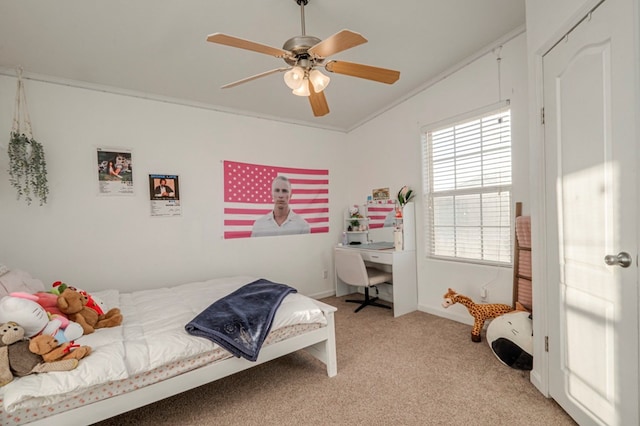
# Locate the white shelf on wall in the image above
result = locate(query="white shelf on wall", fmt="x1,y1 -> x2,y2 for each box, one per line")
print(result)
343,215 -> 369,244
341,202 -> 415,251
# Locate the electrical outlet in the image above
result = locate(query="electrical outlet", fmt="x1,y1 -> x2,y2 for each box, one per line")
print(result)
480,287 -> 488,299
322,270 -> 328,279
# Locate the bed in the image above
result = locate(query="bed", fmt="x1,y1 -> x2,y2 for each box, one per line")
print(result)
0,268 -> 337,425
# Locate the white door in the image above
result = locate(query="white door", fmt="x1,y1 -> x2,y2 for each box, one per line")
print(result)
542,0 -> 638,425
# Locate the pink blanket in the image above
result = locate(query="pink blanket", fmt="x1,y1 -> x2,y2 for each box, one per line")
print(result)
515,216 -> 531,248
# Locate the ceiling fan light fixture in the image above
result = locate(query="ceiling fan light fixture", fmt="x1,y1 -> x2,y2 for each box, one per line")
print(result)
309,69 -> 330,93
283,66 -> 305,89
292,79 -> 310,96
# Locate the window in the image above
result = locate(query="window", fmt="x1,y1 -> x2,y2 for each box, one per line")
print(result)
422,102 -> 512,265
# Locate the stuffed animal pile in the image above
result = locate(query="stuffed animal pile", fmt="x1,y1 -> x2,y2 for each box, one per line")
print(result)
0,294 -> 84,343
0,322 -> 91,386
0,269 -> 123,385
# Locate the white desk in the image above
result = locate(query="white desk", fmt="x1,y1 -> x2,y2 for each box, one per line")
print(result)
334,245 -> 418,317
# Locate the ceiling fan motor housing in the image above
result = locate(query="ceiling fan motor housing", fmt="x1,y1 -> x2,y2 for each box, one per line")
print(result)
283,35 -> 323,65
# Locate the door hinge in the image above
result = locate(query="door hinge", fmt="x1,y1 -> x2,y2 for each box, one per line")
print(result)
545,335 -> 549,352
540,107 -> 545,125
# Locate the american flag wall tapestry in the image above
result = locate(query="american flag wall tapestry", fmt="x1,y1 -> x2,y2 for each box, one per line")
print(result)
223,161 -> 329,239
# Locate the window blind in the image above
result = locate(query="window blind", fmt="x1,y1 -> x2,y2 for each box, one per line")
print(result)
422,104 -> 512,265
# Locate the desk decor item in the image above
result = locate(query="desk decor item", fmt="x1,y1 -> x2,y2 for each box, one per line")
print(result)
394,227 -> 403,251
349,205 -> 365,229
8,68 -> 49,206
396,185 -> 415,207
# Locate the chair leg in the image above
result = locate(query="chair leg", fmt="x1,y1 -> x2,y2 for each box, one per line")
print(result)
345,287 -> 392,312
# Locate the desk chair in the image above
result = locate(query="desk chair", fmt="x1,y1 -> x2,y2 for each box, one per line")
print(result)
335,249 -> 392,313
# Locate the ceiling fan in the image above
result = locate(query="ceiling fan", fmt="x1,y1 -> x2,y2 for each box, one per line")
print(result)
206,0 -> 400,117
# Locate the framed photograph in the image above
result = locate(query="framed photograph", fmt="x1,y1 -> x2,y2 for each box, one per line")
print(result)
372,187 -> 390,201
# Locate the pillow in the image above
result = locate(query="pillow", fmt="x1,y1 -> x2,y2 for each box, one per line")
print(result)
0,265 -> 46,297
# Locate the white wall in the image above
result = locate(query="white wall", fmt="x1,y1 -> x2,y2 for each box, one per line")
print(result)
0,75 -> 348,296
346,32 -> 529,325
0,30 -> 529,319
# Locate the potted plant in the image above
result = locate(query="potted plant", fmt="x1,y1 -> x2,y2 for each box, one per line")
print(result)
396,186 -> 415,218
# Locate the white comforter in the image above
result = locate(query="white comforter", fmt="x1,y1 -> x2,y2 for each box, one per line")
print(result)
1,276 -> 326,413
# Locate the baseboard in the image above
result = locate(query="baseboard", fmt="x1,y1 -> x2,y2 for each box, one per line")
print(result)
309,289 -> 336,300
419,303 -> 475,326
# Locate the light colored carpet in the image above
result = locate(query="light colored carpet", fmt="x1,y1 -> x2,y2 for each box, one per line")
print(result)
94,295 -> 575,426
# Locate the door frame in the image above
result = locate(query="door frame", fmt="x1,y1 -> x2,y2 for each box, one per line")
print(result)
527,0 -> 615,397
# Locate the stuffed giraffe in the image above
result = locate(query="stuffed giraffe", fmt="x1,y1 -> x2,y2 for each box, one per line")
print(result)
442,288 -> 513,342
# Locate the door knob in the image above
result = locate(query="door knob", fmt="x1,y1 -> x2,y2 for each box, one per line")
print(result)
604,252 -> 633,268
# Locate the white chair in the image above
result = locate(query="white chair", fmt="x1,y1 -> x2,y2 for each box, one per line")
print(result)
335,249 -> 392,313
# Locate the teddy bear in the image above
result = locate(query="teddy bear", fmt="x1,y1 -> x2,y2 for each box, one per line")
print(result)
56,287 -> 123,335
0,322 -> 83,387
0,295 -> 84,343
28,333 -> 92,363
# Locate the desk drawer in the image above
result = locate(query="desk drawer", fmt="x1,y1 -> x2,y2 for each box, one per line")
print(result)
360,251 -> 393,265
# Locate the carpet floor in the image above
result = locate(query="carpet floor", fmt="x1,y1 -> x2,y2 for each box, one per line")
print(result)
94,295 -> 576,425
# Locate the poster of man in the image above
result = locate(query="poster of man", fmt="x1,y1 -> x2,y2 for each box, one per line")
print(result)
149,174 -> 181,217
150,175 -> 178,199
250,175 -> 310,237
97,148 -> 133,195
222,160 -> 329,239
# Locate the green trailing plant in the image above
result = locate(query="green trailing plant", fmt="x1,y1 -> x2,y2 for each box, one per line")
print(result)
8,131 -> 49,205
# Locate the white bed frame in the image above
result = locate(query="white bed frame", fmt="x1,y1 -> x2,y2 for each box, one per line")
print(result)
28,300 -> 337,426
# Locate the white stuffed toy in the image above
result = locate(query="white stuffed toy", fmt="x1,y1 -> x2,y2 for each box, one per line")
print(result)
0,295 -> 84,343
486,310 -> 533,370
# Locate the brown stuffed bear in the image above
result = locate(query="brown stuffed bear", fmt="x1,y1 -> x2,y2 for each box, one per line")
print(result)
56,288 -> 123,335
28,334 -> 92,363
0,322 -> 81,387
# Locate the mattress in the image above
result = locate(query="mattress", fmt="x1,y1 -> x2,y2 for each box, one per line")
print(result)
0,276 -> 327,423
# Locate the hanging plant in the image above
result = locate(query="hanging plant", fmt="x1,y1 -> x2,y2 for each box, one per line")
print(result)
8,132 -> 49,205
8,67 -> 49,206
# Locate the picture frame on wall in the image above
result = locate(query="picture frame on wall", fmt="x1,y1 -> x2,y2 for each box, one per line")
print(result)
372,187 -> 390,201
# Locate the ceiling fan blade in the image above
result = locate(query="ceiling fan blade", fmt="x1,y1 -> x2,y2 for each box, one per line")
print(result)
308,29 -> 367,59
325,60 -> 400,84
207,33 -> 290,58
308,82 -> 330,117
221,68 -> 289,89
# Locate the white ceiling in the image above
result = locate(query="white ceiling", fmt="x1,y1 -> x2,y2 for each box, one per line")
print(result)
0,0 -> 525,132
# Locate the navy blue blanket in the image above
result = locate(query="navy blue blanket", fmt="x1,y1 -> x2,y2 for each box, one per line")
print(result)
185,279 -> 297,361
